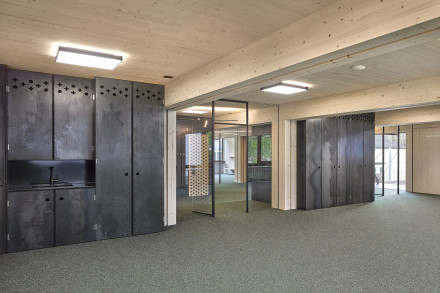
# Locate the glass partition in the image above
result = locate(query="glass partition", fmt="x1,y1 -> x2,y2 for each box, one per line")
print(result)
375,127 -> 384,195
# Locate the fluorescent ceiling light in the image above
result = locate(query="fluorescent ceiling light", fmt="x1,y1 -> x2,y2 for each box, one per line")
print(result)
181,110 -> 208,114
56,46 -> 123,70
261,82 -> 308,95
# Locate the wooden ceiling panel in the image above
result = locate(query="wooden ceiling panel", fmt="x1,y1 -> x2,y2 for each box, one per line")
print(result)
0,0 -> 338,83
225,39 -> 440,105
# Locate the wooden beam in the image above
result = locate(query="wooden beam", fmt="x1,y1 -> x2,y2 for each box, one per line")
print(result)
165,0 -> 440,108
376,105 -> 440,126
279,75 -> 440,121
166,110 -> 177,226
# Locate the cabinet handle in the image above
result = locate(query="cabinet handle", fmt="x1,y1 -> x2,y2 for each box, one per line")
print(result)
45,198 -> 50,202
59,197 -> 64,201
136,172 -> 140,175
125,173 -> 129,176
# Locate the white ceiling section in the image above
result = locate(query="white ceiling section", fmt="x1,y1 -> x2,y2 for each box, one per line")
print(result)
0,0 -> 338,84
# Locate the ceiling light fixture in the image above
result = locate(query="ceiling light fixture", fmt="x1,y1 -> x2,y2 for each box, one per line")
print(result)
181,110 -> 208,114
56,46 -> 123,70
261,82 -> 308,95
351,65 -> 366,71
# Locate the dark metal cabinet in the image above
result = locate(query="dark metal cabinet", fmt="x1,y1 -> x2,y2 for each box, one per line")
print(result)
347,116 -> 364,204
7,191 -> 54,253
95,78 -> 132,240
363,113 -> 375,202
297,114 -> 375,211
7,70 -> 53,160
321,117 -> 337,208
297,119 -> 322,210
0,65 -> 6,254
132,82 -> 164,235
54,75 -> 95,160
337,117 -> 349,206
56,188 -> 96,246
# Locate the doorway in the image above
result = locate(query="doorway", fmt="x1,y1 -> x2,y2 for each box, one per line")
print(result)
375,126 -> 408,196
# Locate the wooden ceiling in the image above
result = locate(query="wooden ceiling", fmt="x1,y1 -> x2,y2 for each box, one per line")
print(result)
0,0 -> 338,84
224,39 -> 440,105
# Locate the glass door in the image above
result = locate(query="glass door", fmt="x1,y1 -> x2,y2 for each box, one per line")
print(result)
213,100 -> 249,214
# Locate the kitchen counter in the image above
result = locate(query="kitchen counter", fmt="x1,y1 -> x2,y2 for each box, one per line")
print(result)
7,182 -> 95,192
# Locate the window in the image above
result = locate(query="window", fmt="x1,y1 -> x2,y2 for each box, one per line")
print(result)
248,134 -> 272,165
261,135 -> 272,162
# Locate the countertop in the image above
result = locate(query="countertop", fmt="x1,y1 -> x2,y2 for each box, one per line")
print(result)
7,182 -> 96,192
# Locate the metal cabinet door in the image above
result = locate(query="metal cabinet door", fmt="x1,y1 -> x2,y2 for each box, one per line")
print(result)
7,69 -> 53,160
337,117 -> 349,206
305,119 -> 322,210
56,188 -> 96,246
96,77 -> 132,239
347,115 -> 364,204
7,191 -> 54,253
132,82 -> 164,235
363,113 -> 375,202
321,117 -> 337,208
54,75 -> 94,160
0,65 -> 6,254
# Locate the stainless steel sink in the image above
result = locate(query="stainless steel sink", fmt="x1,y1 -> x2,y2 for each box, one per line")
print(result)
32,183 -> 74,188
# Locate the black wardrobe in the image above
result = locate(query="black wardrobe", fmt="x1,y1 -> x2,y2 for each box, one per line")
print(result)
297,113 -> 375,210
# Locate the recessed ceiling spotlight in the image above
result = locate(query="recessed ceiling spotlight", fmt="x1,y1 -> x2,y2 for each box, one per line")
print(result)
55,46 -> 123,70
351,65 -> 366,71
261,81 -> 308,95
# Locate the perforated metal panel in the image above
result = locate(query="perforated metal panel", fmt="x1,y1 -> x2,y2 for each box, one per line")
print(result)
7,69 -> 53,160
95,77 -> 132,240
188,133 -> 209,197
132,82 -> 164,235
54,75 -> 94,160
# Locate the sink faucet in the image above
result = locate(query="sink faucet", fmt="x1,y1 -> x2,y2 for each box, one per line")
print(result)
49,166 -> 58,186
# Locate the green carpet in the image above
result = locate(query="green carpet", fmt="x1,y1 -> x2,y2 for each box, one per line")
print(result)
1,192 -> 440,292
177,174 -> 271,222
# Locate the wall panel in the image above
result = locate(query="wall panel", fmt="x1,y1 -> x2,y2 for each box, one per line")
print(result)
95,77 -> 132,239
0,65 -> 6,254
321,117 -> 337,208
132,82 -> 164,235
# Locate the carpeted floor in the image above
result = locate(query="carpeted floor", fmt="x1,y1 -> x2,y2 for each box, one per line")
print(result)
177,174 -> 272,222
1,192 -> 440,292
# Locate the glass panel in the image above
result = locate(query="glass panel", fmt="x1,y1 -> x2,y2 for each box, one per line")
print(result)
383,126 -> 398,195
399,125 -> 412,192
248,123 -> 272,212
261,135 -> 272,162
248,136 -> 258,164
213,124 -> 248,210
375,127 -> 383,195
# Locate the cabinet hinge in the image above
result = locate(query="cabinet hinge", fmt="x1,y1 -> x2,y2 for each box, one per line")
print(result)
7,234 -> 10,241
6,86 -> 10,93
94,224 -> 98,230
7,200 -> 9,207
95,159 -> 98,165
93,194 -> 96,201
162,99 -> 165,105
92,94 -> 95,100
7,144 -> 9,151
